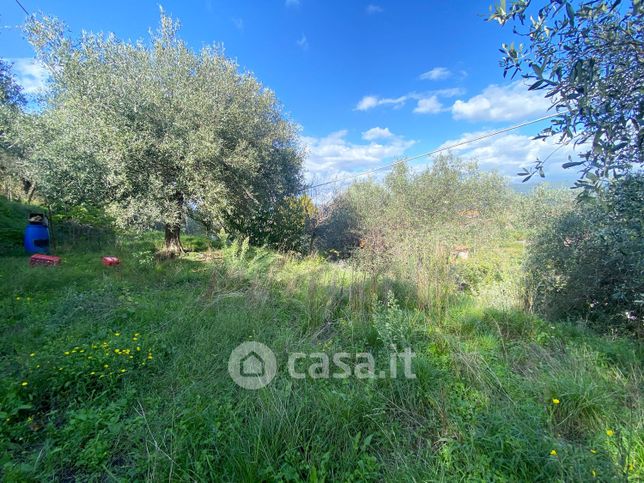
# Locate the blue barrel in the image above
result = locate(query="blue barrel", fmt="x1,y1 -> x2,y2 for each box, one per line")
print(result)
24,223 -> 50,254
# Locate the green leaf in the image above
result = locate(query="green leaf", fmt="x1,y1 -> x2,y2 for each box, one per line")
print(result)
529,80 -> 545,90
566,3 -> 575,24
562,160 -> 585,169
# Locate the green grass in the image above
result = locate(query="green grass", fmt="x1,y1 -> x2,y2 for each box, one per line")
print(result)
1,197 -> 642,481
0,233 -> 641,482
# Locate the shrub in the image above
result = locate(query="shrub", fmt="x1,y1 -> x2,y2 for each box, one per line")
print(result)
524,175 -> 643,333
312,191 -> 364,258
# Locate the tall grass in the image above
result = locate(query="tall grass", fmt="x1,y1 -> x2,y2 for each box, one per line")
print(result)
1,195 -> 642,480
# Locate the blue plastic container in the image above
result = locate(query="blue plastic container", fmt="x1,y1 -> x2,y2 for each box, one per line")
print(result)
24,223 -> 50,254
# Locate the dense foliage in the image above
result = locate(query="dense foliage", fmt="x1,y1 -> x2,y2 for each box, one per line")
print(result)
19,12 -> 303,254
314,156 -> 521,314
0,59 -> 29,201
316,155 -> 515,256
525,174 -> 643,333
490,0 -> 643,188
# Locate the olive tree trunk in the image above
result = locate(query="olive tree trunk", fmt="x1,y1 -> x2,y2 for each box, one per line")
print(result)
164,223 -> 184,256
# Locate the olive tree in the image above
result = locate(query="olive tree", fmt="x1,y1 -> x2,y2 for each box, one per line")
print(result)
489,0 -> 643,189
24,12 -> 303,255
0,59 -> 30,200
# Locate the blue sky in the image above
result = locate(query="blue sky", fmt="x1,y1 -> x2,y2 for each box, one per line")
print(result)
2,0 -> 583,190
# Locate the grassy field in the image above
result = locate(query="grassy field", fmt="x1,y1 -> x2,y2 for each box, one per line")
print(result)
1,230 -> 642,480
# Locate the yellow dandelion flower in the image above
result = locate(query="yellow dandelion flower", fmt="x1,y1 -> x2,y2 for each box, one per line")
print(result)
592,469 -> 597,478
36,364 -> 40,368
132,337 -> 138,341
114,332 -> 121,337
79,349 -> 85,353
628,463 -> 634,472
16,296 -> 21,301
147,354 -> 153,360
550,449 -> 557,456
30,353 -> 36,357
552,398 -> 560,405
134,332 -> 140,337
21,381 -> 28,387
114,349 -> 121,354
120,368 -> 126,373
64,351 -> 70,356
90,371 -> 96,375
590,449 -> 597,454
136,346 -> 141,351
103,364 -> 109,368
606,429 -> 614,437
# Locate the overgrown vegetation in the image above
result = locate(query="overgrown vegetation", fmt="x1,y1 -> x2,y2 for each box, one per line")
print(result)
0,2 -> 642,479
525,174 -> 643,333
1,195 -> 642,480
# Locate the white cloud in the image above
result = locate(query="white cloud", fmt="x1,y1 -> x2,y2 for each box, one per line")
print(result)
296,34 -> 309,50
285,0 -> 300,6
419,67 -> 451,81
356,96 -> 379,110
451,80 -> 552,122
9,58 -> 49,94
437,129 -> 584,184
366,4 -> 384,14
355,88 -> 463,112
303,129 -> 415,181
355,95 -> 408,111
413,95 -> 443,114
362,127 -> 393,141
433,87 -> 466,98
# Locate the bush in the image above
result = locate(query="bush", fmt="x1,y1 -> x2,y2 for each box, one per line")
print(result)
313,156 -> 519,313
524,175 -> 643,333
315,155 -> 516,255
0,196 -> 36,255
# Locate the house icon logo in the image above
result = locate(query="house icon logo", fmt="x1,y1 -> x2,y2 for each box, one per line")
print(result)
228,341 -> 277,389
241,351 -> 265,377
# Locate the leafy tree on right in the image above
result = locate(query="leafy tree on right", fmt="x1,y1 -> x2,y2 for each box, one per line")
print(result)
489,0 -> 643,190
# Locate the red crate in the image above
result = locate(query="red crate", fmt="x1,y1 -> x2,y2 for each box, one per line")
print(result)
29,254 -> 61,267
102,256 -> 120,266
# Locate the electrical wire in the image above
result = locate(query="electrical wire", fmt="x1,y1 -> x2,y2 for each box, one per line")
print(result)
301,112 -> 560,193
11,0 -> 560,195
15,0 -> 30,15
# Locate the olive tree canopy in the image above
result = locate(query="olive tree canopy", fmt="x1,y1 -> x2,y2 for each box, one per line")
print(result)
24,12 -> 303,254
489,0 -> 643,190
0,59 -> 30,199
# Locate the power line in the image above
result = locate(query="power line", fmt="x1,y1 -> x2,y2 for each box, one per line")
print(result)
15,0 -> 30,15
9,0 -> 557,193
302,112 -> 560,193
